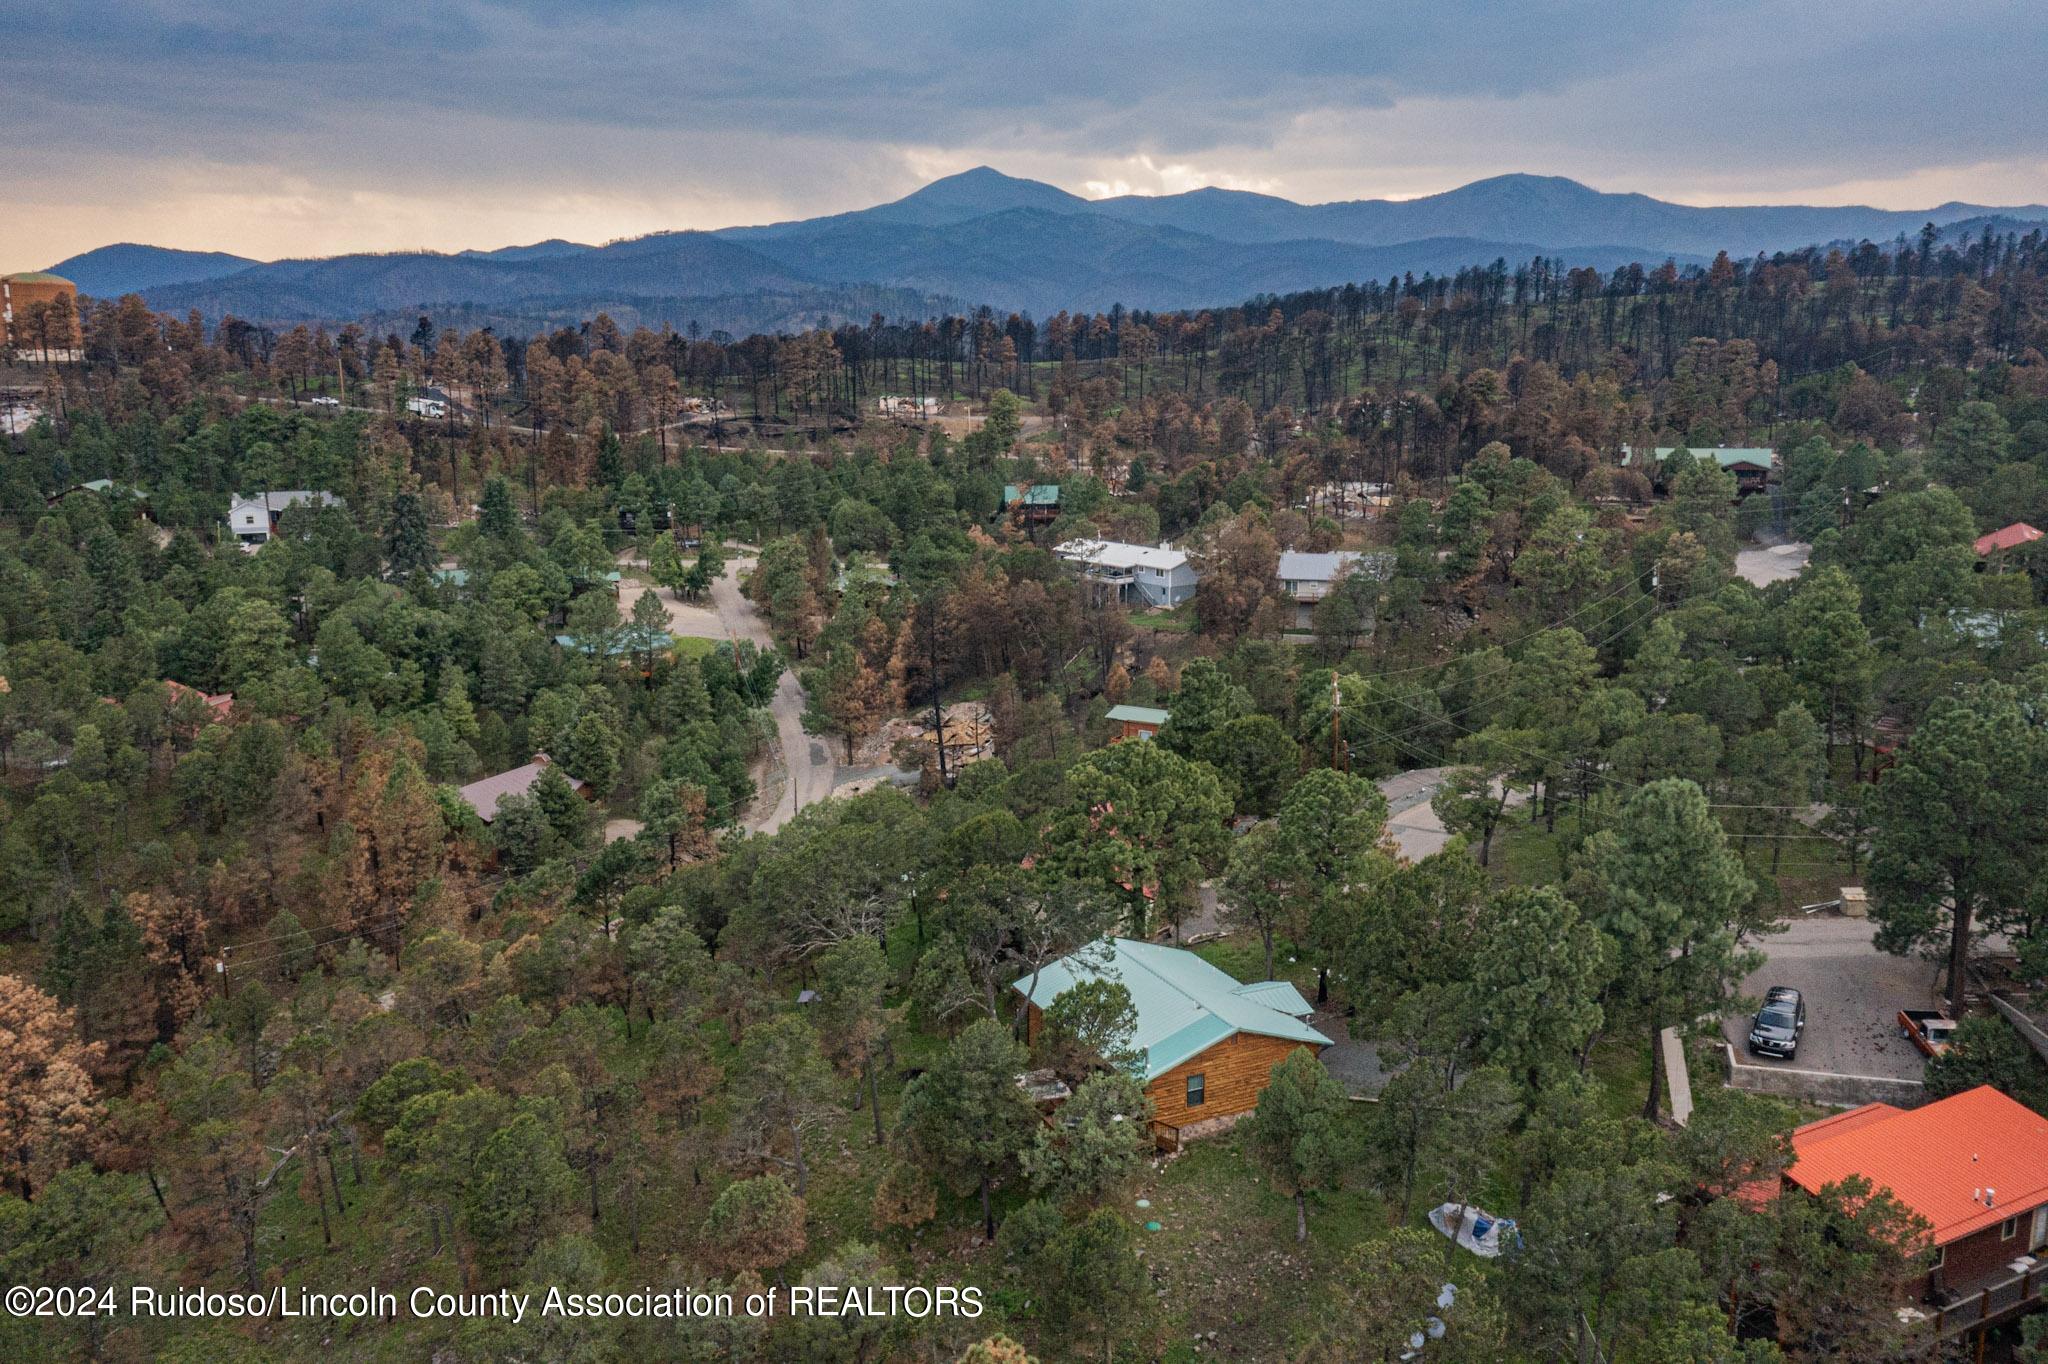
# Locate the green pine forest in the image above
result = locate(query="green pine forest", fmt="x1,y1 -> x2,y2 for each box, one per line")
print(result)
7,229 -> 2048,1362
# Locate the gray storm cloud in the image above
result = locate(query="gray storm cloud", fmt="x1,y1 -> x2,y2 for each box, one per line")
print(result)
5,0 -> 2046,263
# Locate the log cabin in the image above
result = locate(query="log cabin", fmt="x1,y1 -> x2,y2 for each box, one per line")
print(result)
1105,704 -> 1169,743
1014,937 -> 1332,1148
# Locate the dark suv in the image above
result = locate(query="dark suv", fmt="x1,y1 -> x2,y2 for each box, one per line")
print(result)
1747,986 -> 1805,1060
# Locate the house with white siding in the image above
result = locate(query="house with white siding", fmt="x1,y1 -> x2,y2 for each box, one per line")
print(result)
227,490 -> 344,546
1056,538 -> 1199,607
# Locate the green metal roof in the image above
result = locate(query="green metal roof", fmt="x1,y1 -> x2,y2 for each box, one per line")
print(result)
553,624 -> 673,656
1105,704 -> 1170,726
1014,937 -> 1331,1080
1621,445 -> 1775,470
1003,483 -> 1061,505
3,272 -> 73,285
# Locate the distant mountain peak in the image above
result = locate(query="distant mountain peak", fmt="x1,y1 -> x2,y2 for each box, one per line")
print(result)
872,167 -> 1089,225
457,238 -> 592,262
47,242 -> 261,297
75,164 -> 2048,336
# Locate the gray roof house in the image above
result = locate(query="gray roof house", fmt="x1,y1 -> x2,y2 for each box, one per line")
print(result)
228,490 -> 345,545
1055,538 -> 1200,608
1277,549 -> 1394,628
455,754 -> 586,823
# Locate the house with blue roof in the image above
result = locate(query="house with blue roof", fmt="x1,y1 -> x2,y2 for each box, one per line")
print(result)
1014,937 -> 1332,1146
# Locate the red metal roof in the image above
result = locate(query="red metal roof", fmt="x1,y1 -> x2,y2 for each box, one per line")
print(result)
1974,522 -> 2044,555
164,679 -> 234,718
1785,1086 -> 2048,1244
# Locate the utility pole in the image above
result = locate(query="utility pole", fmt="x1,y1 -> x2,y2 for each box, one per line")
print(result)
926,596 -> 950,787
1330,671 -> 1345,772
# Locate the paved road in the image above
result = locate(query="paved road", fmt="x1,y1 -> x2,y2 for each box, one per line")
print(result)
1379,766 -> 1457,860
1734,540 -> 1812,588
1721,916 -> 1939,1081
1377,765 -> 1528,861
705,558 -> 836,834
617,553 -> 835,835
1180,765 -> 1494,944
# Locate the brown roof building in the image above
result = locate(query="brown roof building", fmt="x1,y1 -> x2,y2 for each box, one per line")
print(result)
2,272 -> 81,359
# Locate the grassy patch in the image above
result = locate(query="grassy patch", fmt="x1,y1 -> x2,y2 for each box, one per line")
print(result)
668,635 -> 719,660
1192,934 -> 1319,999
1584,1036 -> 1656,1123
1133,1120 -> 1390,1358
1487,809 -> 1568,886
1140,606 -> 1198,634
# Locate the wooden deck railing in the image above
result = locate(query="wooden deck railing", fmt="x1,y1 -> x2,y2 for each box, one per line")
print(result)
1930,1262 -> 2047,1335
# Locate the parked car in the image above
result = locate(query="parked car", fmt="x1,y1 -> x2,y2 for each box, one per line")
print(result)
1748,986 -> 1805,1059
309,395 -> 341,408
1898,1008 -> 1958,1057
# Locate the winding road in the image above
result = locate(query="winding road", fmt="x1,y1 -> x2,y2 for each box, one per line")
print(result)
619,552 -> 836,834
706,558 -> 837,833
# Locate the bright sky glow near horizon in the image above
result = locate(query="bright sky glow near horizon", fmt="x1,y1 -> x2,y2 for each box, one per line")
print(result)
6,0 -> 2047,269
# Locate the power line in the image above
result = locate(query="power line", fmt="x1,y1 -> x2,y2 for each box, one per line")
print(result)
1352,485 -> 1846,725
220,908 -> 413,971
1343,489 -> 1848,762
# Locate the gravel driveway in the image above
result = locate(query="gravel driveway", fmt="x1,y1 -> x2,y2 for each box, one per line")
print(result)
1734,540 -> 1811,588
1721,916 -> 1939,1081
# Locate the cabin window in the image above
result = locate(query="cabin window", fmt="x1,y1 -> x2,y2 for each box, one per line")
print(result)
2003,1216 -> 2021,1241
1186,1073 -> 1206,1107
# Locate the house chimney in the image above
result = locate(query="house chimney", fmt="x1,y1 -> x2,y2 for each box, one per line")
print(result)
1987,1188 -> 1997,1208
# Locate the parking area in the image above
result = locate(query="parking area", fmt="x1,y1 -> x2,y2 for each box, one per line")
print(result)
1720,916 -> 1940,1082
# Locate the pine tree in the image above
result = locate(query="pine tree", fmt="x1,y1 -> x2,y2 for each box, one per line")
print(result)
479,476 -> 519,541
1244,1048 -> 1350,1241
894,1018 -> 1038,1242
384,490 -> 434,582
555,711 -> 622,796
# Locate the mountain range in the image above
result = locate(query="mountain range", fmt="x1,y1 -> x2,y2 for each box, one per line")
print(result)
43,168 -> 2048,335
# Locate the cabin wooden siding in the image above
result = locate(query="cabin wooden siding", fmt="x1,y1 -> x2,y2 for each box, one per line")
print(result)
1025,1002 -> 1319,1130
1115,718 -> 1162,742
1145,1031 -> 1322,1128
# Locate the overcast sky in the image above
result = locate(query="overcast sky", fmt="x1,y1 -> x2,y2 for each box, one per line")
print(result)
8,0 -> 2048,269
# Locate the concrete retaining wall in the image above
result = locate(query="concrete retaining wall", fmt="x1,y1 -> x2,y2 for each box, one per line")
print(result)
1721,1044 -> 1926,1109
1986,992 -> 2048,1066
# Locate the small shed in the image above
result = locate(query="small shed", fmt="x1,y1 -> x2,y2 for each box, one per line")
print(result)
1105,704 -> 1169,743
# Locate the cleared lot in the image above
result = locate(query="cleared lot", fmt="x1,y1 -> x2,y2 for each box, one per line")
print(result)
1721,916 -> 1938,1082
1734,539 -> 1811,587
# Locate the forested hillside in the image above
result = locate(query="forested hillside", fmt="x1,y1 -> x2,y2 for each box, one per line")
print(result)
57,167 -> 2048,331
5,227 -> 2048,1363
